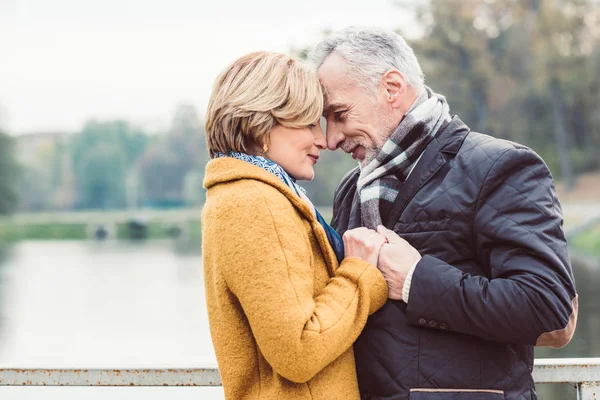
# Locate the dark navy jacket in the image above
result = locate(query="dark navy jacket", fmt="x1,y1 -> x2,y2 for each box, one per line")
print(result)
331,117 -> 578,400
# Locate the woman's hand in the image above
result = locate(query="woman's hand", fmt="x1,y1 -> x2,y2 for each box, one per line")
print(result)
342,227 -> 387,266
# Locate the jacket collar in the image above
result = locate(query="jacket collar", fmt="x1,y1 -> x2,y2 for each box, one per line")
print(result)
438,116 -> 470,155
382,115 -> 470,228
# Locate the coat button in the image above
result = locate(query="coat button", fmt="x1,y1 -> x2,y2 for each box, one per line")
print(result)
428,320 -> 438,327
440,323 -> 448,330
361,392 -> 372,400
419,318 -> 427,325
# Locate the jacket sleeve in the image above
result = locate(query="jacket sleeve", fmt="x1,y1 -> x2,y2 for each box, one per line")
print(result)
218,183 -> 388,383
405,147 -> 578,347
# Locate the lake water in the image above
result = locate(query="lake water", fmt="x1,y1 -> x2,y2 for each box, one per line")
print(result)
0,240 -> 597,400
0,240 -> 224,399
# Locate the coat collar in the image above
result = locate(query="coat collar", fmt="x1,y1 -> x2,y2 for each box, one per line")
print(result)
204,157 -> 339,275
204,157 -> 315,221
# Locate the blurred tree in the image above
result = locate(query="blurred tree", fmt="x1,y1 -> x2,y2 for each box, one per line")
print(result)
138,143 -> 185,207
168,103 -> 205,169
397,0 -> 599,187
17,166 -> 52,212
139,104 -> 207,207
12,133 -> 66,212
0,131 -> 19,214
183,168 -> 207,206
77,143 -> 126,209
70,120 -> 149,210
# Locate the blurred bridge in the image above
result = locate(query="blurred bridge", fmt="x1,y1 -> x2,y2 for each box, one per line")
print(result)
3,203 -> 596,227
1,208 -> 203,226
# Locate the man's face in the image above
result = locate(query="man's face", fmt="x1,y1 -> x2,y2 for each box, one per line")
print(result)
318,53 -> 393,166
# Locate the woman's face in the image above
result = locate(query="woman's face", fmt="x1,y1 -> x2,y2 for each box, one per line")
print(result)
264,121 -> 327,181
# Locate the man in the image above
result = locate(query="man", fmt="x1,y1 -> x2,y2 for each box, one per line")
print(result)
310,27 -> 577,400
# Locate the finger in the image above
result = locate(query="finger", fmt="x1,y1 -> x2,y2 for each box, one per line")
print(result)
376,225 -> 404,244
359,231 -> 385,248
342,231 -> 354,247
349,229 -> 378,241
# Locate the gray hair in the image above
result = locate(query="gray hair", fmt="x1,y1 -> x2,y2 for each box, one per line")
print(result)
309,26 -> 425,94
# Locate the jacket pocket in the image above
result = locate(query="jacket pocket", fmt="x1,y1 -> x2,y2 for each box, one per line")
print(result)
409,388 -> 505,400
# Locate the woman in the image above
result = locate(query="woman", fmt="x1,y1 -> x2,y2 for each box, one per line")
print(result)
202,51 -> 388,399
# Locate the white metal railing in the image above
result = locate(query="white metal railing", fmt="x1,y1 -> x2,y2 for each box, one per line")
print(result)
0,367 -> 221,387
534,358 -> 600,399
0,359 -> 598,398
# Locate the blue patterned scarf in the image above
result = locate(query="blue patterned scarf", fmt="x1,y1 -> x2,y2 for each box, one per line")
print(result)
215,151 -> 345,264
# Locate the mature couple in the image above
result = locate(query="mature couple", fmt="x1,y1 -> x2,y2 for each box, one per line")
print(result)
201,27 -> 578,400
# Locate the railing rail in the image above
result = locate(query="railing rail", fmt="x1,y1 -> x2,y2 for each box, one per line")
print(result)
1,358 -> 598,398
533,358 -> 600,399
0,367 -> 221,387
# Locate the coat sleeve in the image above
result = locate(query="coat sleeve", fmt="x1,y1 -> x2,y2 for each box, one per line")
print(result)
217,182 -> 388,383
405,147 -> 578,347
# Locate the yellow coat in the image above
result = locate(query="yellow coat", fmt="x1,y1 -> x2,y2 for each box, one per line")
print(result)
202,157 -> 388,399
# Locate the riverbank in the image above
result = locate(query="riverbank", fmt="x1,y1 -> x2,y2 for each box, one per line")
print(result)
570,224 -> 600,257
0,219 -> 202,246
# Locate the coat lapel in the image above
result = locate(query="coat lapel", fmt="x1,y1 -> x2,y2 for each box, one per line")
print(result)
384,116 -> 470,229
384,150 -> 446,229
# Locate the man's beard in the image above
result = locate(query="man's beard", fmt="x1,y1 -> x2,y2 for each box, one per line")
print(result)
360,144 -> 381,167
352,130 -> 388,169
359,115 -> 397,168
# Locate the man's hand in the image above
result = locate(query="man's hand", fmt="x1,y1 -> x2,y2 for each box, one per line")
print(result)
376,225 -> 422,301
343,227 -> 387,266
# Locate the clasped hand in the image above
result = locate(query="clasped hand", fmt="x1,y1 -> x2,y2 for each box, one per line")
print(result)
342,226 -> 421,300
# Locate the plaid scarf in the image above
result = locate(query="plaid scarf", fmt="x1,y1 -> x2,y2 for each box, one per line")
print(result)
353,87 -> 451,229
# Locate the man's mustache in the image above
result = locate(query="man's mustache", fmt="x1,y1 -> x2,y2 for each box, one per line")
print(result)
340,142 -> 358,153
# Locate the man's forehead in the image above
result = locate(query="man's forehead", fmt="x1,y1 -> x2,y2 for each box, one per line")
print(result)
322,87 -> 354,115
318,54 -> 352,108
319,53 -> 348,90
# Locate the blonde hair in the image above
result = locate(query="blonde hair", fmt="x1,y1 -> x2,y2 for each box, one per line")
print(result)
205,51 -> 323,158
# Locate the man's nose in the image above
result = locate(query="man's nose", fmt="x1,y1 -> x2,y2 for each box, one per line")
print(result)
326,123 -> 344,151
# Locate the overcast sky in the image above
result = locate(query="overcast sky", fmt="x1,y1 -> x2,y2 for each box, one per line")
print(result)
0,0 -> 418,134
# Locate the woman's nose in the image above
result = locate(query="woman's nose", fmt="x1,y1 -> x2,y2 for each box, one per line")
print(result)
314,125 -> 327,149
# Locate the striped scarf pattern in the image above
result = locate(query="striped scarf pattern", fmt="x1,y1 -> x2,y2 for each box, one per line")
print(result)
354,87 -> 452,229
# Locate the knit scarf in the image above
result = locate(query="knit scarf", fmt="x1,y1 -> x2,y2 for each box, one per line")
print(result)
215,151 -> 345,264
353,87 -> 452,229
